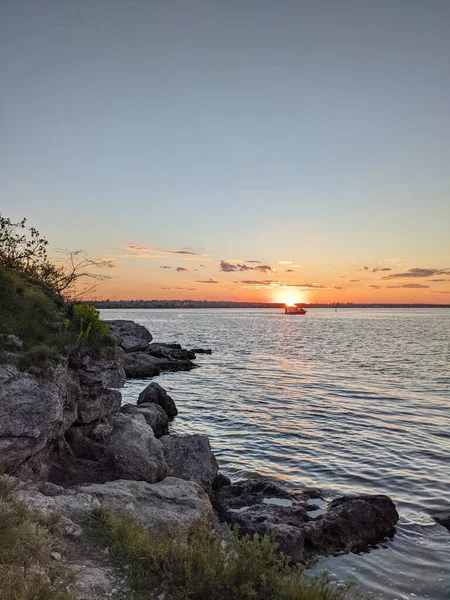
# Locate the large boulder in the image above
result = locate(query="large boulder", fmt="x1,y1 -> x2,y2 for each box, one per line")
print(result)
77,355 -> 126,389
212,479 -> 398,563
76,387 -> 122,425
0,364 -> 77,469
15,475 -> 214,535
78,477 -> 214,534
105,320 -> 153,352
137,382 -> 178,418
121,403 -> 169,438
161,434 -> 218,493
105,413 -> 168,482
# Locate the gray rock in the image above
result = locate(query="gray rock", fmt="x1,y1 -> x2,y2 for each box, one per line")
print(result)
78,355 -> 126,389
5,334 -> 23,350
105,320 -> 153,352
76,387 -> 122,425
137,382 -> 178,418
121,403 -> 169,438
434,511 -> 450,531
147,344 -> 196,360
161,434 -> 218,493
77,477 -> 214,534
190,348 -> 212,355
212,479 -> 399,563
106,413 -> 168,483
0,364 -> 77,468
123,352 -> 195,379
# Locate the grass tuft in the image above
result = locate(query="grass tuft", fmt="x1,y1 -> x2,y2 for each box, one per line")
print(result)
90,507 -> 364,600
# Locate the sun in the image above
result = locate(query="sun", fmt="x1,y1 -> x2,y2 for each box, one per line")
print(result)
276,288 -> 307,306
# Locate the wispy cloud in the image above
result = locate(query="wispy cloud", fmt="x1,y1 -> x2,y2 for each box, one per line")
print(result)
382,268 -> 450,280
160,265 -> 171,269
245,260 -> 261,263
369,285 -> 381,289
219,260 -> 274,273
279,260 -> 292,264
433,291 -> 450,294
195,279 -> 219,284
285,269 -> 294,272
387,283 -> 430,289
237,280 -> 279,286
349,279 -> 360,282
358,266 -> 393,273
123,242 -> 208,260
176,267 -> 189,272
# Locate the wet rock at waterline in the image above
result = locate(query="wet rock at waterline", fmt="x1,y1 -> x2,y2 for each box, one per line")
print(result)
123,351 -> 195,379
434,511 -> 450,532
161,434 -> 219,493
104,319 -> 153,352
137,381 -> 178,418
212,479 -> 398,563
121,402 -> 169,438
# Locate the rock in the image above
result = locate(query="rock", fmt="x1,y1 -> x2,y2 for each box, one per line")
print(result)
78,355 -> 126,389
51,551 -> 61,560
16,479 -> 101,516
77,477 -> 214,534
5,334 -> 23,350
212,479 -> 398,563
212,472 -> 232,491
106,413 -> 168,483
0,364 -> 77,469
190,348 -> 212,354
123,352 -> 196,379
434,511 -> 450,531
105,320 -> 152,352
161,434 -> 218,493
146,344 -> 196,361
137,382 -> 178,418
121,403 -> 169,438
76,387 -> 122,425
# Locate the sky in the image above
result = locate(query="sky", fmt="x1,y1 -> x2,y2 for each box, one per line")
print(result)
1,0 -> 449,303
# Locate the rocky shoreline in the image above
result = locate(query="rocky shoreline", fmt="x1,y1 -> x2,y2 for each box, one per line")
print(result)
0,319 -> 401,597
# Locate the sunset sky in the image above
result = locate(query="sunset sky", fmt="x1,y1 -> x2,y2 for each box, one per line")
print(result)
2,0 -> 449,303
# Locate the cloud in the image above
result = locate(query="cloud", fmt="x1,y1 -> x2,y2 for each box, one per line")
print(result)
285,269 -> 294,272
382,268 -> 450,280
160,265 -> 171,269
433,291 -> 450,294
349,279 -> 360,282
196,279 -> 219,284
387,283 -> 430,289
279,261 -> 292,265
285,283 -> 325,289
254,265 -> 274,273
176,267 -> 188,272
430,278 -> 450,283
237,280 -> 279,286
369,285 -> 381,289
219,260 -> 274,273
107,263 -> 116,268
245,260 -> 261,263
124,242 -> 208,260
358,266 -> 392,273
333,286 -> 346,290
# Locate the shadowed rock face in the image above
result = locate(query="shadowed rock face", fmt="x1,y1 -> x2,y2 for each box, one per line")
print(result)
137,382 -> 178,418
121,402 -> 169,438
212,479 -> 398,563
161,434 -> 219,493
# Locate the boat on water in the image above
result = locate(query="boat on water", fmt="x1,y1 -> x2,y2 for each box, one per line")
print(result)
284,305 -> 307,315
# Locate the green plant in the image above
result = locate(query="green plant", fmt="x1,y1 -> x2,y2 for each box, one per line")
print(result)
70,303 -> 110,344
89,508 -> 363,600
0,476 -> 75,600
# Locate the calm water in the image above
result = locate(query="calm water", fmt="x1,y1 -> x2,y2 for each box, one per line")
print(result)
100,308 -> 450,600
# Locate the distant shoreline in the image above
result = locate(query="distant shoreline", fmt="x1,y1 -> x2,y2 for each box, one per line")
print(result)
92,301 -> 450,309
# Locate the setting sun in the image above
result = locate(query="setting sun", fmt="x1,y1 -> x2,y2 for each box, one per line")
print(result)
276,288 -> 306,306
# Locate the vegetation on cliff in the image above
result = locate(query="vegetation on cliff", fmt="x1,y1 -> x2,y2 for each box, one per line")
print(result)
0,215 -> 115,366
91,508 -> 363,600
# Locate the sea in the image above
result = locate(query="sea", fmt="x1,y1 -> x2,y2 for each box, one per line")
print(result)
100,307 -> 450,600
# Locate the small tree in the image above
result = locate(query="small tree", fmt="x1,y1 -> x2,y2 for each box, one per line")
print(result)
0,215 -> 112,301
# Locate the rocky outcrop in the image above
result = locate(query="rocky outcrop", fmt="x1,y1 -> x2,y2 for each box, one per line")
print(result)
0,364 -> 77,469
16,475 -> 213,535
121,402 -> 169,438
123,351 -> 196,379
105,319 -> 153,352
137,382 -> 178,418
212,479 -> 399,563
161,434 -> 218,493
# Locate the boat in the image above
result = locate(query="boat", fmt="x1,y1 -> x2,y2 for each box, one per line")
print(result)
284,305 -> 307,315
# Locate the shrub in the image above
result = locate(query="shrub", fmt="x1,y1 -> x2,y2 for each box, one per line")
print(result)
89,508 -> 363,600
70,303 -> 110,343
0,476 -> 75,600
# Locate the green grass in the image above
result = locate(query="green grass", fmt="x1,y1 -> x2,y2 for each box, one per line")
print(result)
90,508 -> 364,600
0,476 -> 75,600
0,266 -> 118,366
